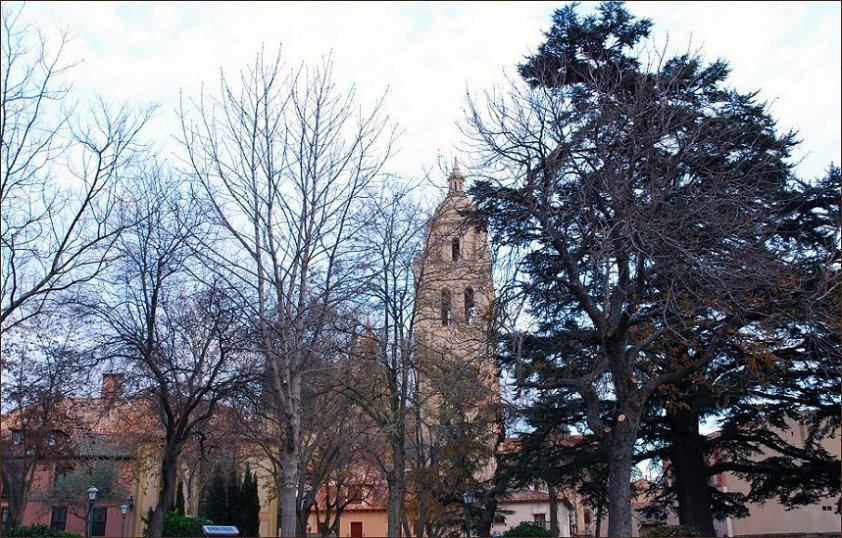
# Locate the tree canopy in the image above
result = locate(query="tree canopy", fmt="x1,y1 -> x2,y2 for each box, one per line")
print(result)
465,2 -> 838,535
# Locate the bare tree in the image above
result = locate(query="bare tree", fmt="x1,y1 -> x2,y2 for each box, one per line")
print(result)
179,49 -> 396,537
0,5 -> 154,334
37,438 -> 131,536
333,183 -> 424,537
300,373 -> 376,538
92,167 -> 256,538
0,313 -> 91,527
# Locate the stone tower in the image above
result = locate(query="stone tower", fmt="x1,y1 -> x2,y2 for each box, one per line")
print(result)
414,162 -> 499,478
414,162 -> 495,358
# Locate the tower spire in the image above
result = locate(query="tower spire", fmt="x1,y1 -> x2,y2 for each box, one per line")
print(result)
448,157 -> 464,192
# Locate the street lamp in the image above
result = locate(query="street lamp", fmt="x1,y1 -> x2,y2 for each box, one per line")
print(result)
463,490 -> 475,538
119,498 -> 132,538
86,486 -> 99,538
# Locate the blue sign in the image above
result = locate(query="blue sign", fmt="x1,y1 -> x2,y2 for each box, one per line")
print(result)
202,525 -> 240,536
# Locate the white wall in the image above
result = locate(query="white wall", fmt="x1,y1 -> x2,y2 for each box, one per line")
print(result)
493,501 -> 571,537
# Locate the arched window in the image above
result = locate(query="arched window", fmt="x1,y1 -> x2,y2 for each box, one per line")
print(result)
441,289 -> 452,326
464,288 -> 475,325
451,237 -> 460,262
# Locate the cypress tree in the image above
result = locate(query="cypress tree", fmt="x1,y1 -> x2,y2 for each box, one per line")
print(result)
226,465 -> 241,526
239,465 -> 261,537
206,468 -> 228,525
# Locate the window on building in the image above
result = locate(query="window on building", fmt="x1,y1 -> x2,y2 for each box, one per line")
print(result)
464,288 -> 475,325
91,506 -> 108,537
51,506 -> 68,531
54,466 -> 73,485
11,431 -> 23,445
584,510 -> 592,526
533,513 -> 546,529
441,290 -> 452,326
451,238 -> 460,262
351,521 -> 363,538
1,507 -> 10,531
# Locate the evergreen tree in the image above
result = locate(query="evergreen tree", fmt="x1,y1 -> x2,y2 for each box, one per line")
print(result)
633,166 -> 841,532
206,468 -> 228,525
238,465 -> 261,537
464,2 -> 830,534
226,465 -> 241,527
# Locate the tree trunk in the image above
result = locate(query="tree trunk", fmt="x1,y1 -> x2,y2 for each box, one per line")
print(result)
414,502 -> 428,538
3,455 -> 39,529
4,479 -> 26,528
595,502 -> 603,538
280,430 -> 300,537
548,483 -> 560,537
148,445 -> 180,538
386,467 -> 403,538
476,489 -> 499,538
606,416 -> 637,537
667,407 -> 716,536
298,497 -> 314,537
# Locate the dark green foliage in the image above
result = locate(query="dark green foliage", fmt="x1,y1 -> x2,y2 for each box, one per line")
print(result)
643,524 -> 703,537
226,465 -> 241,525
175,481 -> 185,514
519,1 -> 653,88
237,465 -> 261,537
502,522 -> 554,537
635,165 -> 841,527
2,524 -> 81,537
702,166 -> 841,506
466,1 -> 838,534
162,511 -> 213,538
205,468 -> 227,524
203,464 -> 260,535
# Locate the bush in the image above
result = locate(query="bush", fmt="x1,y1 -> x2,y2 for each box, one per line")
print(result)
502,523 -> 554,537
644,524 -> 704,537
3,524 -> 81,537
162,510 -> 214,537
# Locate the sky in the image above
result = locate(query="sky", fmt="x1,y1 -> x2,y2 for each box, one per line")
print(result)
8,1 -> 841,187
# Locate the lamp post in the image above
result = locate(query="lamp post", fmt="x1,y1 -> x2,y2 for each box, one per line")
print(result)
86,486 -> 99,538
463,490 -> 475,538
120,500 -> 131,538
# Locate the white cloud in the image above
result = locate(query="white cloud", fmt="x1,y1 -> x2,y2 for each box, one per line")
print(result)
9,1 -> 840,183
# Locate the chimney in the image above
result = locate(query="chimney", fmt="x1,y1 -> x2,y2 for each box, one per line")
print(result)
102,373 -> 125,399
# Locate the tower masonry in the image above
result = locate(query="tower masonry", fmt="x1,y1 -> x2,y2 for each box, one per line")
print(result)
413,163 -> 500,478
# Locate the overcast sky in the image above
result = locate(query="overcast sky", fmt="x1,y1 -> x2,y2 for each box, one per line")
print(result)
10,1 -> 842,186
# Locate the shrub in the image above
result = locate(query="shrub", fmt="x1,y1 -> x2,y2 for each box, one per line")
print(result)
644,524 -> 704,537
3,524 -> 81,537
162,510 -> 214,537
502,523 -> 554,537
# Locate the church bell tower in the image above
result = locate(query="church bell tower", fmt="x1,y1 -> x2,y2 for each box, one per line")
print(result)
414,161 -> 500,479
